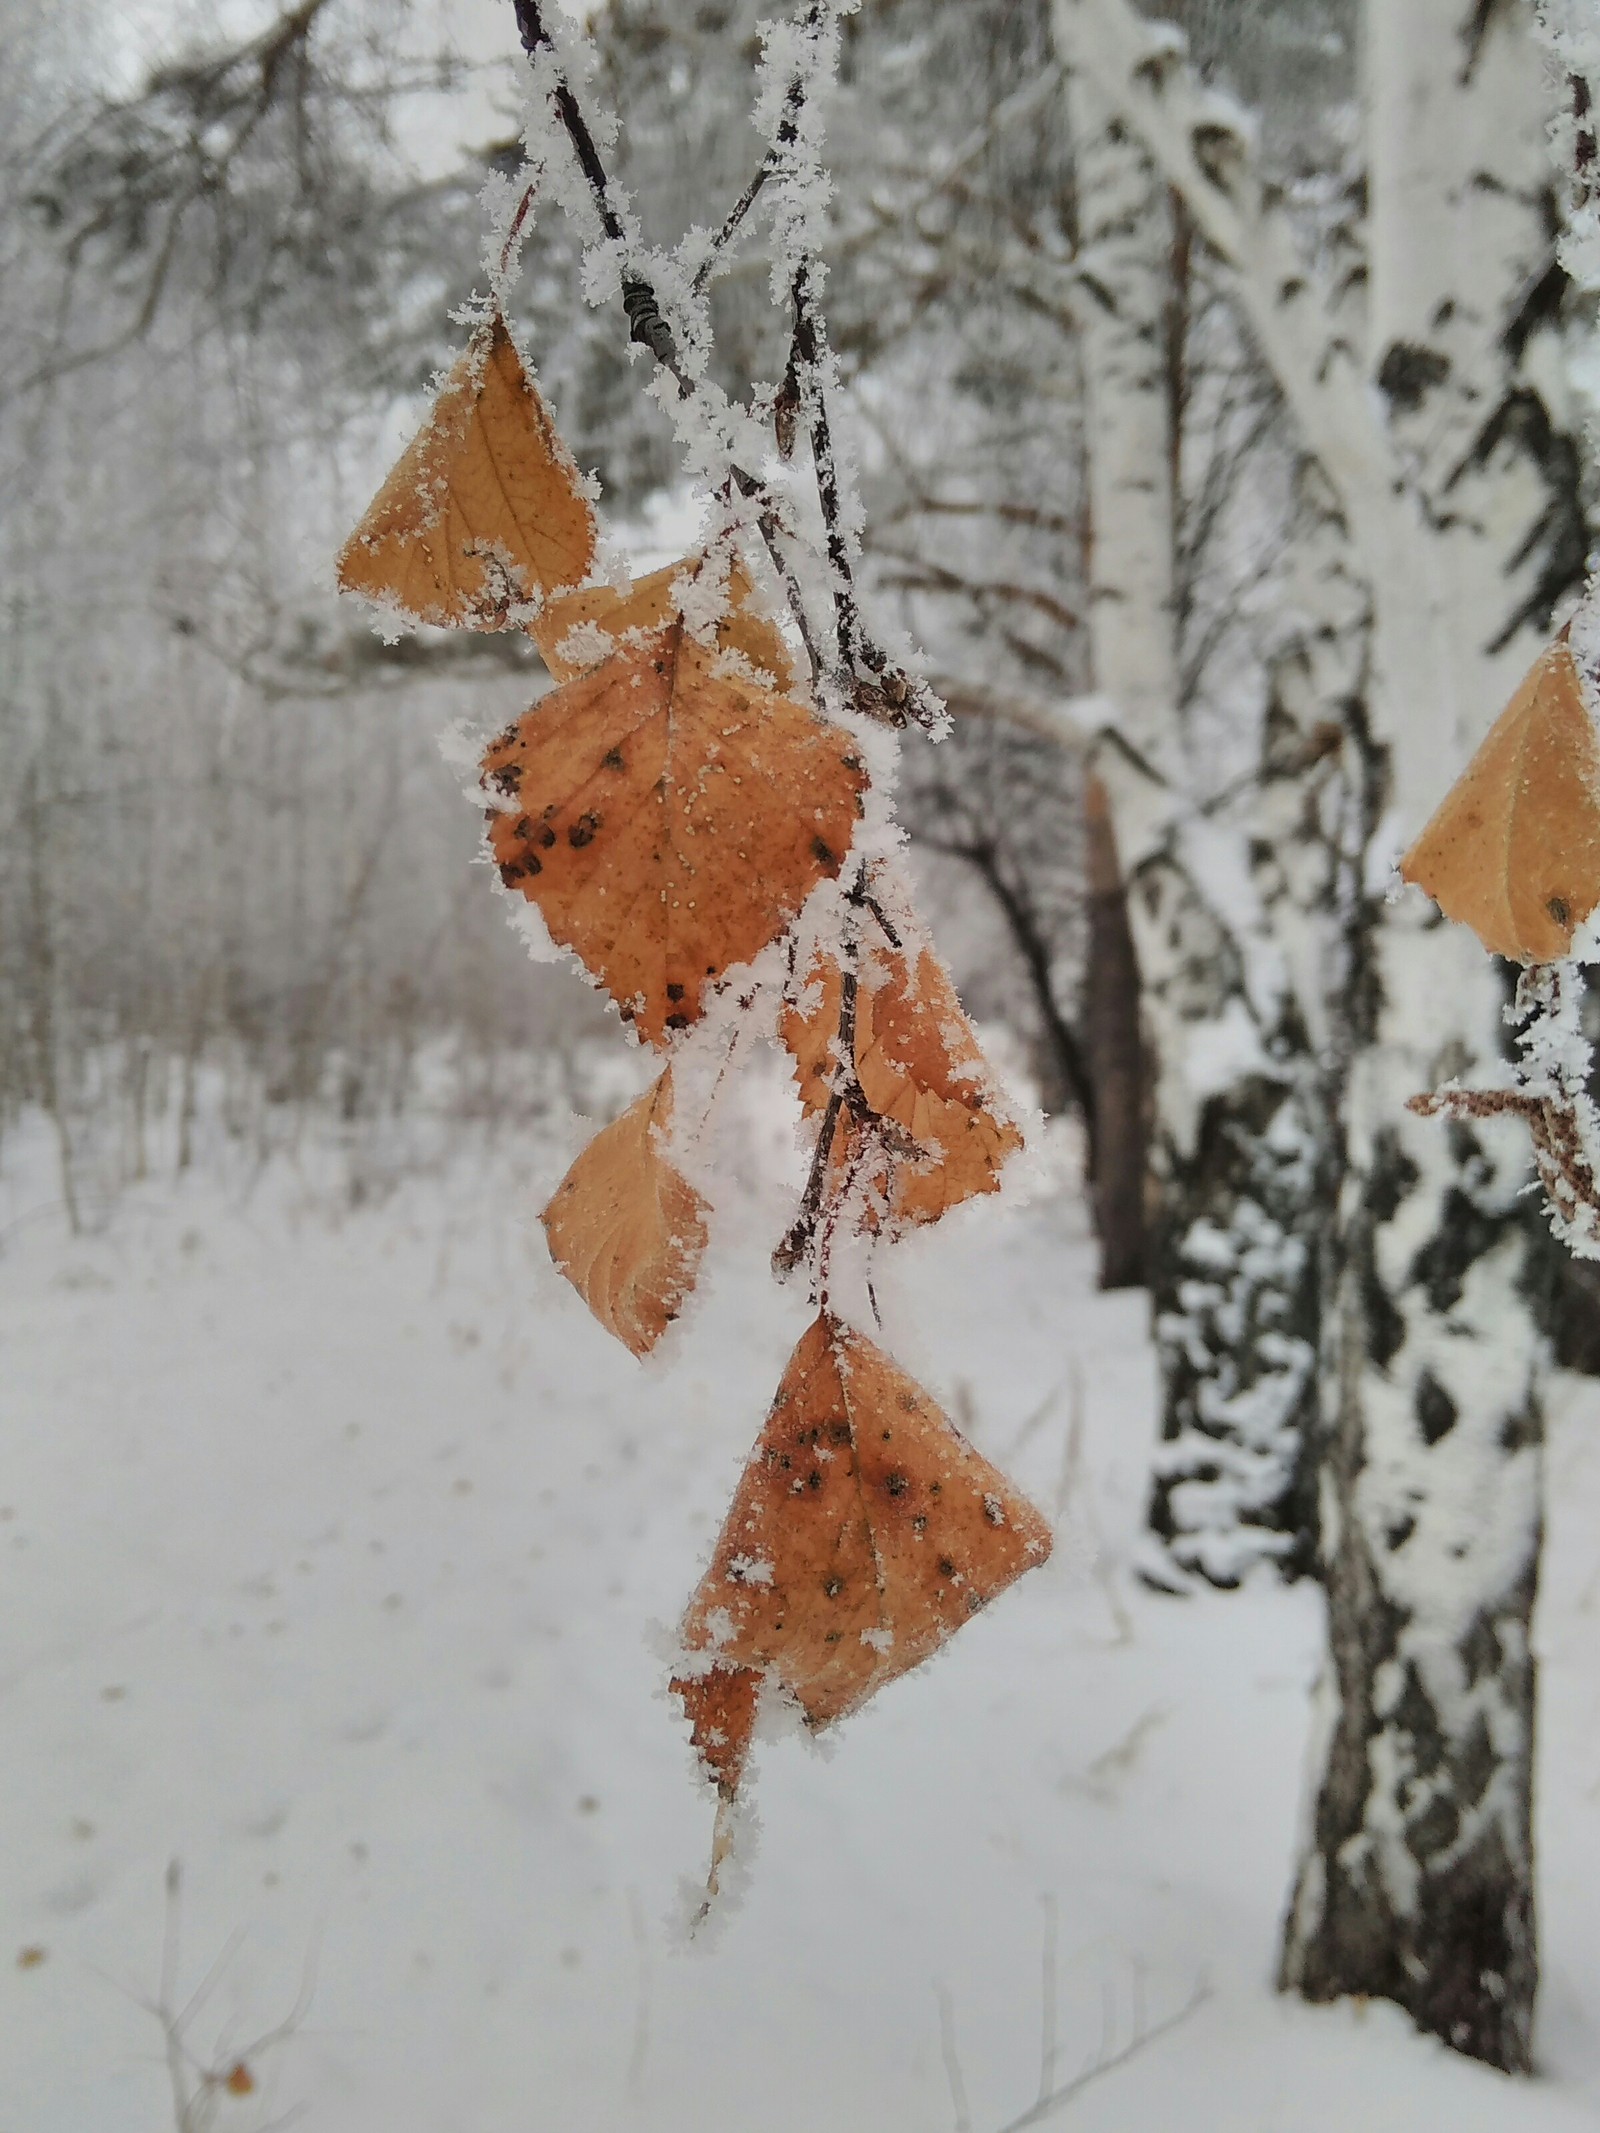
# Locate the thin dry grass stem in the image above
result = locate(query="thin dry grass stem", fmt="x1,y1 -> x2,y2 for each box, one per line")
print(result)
937,1978 -> 975,2133
1053,1361 -> 1133,1645
990,1975 -> 1211,2133
150,1861 -> 319,2133
1036,1893 -> 1060,2108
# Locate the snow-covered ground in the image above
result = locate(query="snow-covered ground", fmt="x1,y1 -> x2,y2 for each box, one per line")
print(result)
5,1087 -> 1600,2132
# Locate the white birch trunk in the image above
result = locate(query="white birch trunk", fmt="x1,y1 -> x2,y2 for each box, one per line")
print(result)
1279,1 -> 1560,2067
1061,0 -> 1580,2062
1060,23 -> 1330,1585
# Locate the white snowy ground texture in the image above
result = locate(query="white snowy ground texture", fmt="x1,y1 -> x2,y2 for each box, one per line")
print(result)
6,1077 -> 1600,2133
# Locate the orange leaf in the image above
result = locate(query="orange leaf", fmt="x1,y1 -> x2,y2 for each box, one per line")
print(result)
672,1313 -> 1051,1796
674,1663 -> 763,1801
541,1070 -> 710,1358
532,555 -> 797,693
782,926 -> 1023,1229
481,625 -> 866,1046
336,315 -> 596,627
224,2063 -> 256,2097
1401,633 -> 1600,962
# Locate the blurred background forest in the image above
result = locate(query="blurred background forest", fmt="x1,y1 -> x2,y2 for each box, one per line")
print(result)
11,0 -> 1600,2121
0,0 -> 1355,1213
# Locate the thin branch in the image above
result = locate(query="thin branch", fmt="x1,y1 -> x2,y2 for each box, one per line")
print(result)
771,869 -> 920,1283
1037,1894 -> 1060,2107
919,833 -> 1095,1129
691,2 -> 826,292
879,495 -> 1085,539
876,555 -> 1082,637
696,153 -> 780,288
788,261 -> 880,699
507,0 -> 937,727
990,1979 -> 1211,2133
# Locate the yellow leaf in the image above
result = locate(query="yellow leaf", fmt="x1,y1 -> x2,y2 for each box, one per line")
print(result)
673,1313 -> 1051,1798
1402,634 -> 1600,961
481,624 -> 866,1047
541,1071 -> 710,1358
532,555 -> 798,692
782,919 -> 1023,1229
337,315 -> 596,627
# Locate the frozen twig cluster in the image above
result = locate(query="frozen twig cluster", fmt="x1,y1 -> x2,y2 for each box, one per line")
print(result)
501,0 -> 941,731
1409,962 -> 1600,1260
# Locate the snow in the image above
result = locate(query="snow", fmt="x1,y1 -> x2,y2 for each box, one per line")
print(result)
1534,2 -> 1600,291
5,1095 -> 1600,2130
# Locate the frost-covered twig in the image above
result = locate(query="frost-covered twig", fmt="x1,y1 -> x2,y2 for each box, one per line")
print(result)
787,260 -> 931,724
1409,962 -> 1600,1259
507,0 -> 826,673
691,0 -> 826,293
507,0 -> 938,726
772,868 -> 919,1288
510,0 -> 678,364
758,6 -> 943,730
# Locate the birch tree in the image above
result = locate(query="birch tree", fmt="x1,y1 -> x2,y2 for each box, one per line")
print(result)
1056,0 -> 1585,2067
1053,26 -> 1337,1585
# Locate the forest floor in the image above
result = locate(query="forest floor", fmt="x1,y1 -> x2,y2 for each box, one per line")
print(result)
5,1076 -> 1600,2133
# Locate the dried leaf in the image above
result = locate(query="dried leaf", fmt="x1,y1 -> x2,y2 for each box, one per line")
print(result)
675,1664 -> 763,1802
1401,633 -> 1600,961
782,928 -> 1023,1229
672,1313 -> 1051,1797
532,555 -> 797,692
337,316 -> 596,627
482,624 -> 866,1047
541,1070 -> 709,1358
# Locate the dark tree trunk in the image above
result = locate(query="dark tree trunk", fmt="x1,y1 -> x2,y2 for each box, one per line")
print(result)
1082,772 -> 1148,1290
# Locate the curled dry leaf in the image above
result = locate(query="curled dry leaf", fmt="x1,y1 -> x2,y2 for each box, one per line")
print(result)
541,1070 -> 710,1358
672,1313 -> 1052,1798
336,315 -> 597,627
1401,632 -> 1600,962
532,554 -> 797,693
782,927 -> 1024,1230
482,623 -> 866,1047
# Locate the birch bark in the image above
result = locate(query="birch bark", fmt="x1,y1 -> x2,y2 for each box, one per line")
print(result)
1280,1 -> 1562,2068
1060,0 -> 1583,2062
1060,24 -> 1330,1583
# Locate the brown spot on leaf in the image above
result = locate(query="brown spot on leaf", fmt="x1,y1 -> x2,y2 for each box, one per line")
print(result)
480,625 -> 866,1047
673,1314 -> 1051,1799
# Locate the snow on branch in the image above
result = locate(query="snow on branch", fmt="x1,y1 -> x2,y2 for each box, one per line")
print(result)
1533,1 -> 1600,289
1410,962 -> 1600,1259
